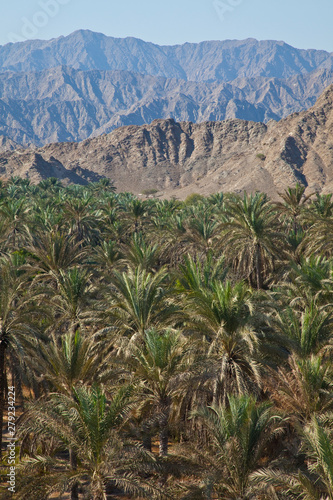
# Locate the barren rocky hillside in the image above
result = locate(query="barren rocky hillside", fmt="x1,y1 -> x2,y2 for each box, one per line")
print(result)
0,84 -> 333,198
1,31 -> 331,80
1,32 -> 333,146
0,67 -> 332,147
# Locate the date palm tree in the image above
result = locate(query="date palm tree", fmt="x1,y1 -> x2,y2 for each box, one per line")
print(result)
176,252 -> 228,295
221,192 -> 284,289
37,177 -> 63,195
125,232 -> 161,273
63,195 -> 102,245
17,385 -> 163,500
0,198 -> 31,250
268,354 -> 333,425
93,240 -> 124,279
282,255 -> 333,309
188,395 -> 284,499
272,304 -> 333,359
31,329 -> 108,396
27,230 -> 86,285
124,328 -> 194,457
254,418 -> 333,499
185,206 -> 219,256
304,216 -> 333,258
50,267 -> 98,334
276,183 -> 313,233
307,192 -> 333,219
120,198 -> 152,236
0,259 -> 43,457
107,267 -> 180,346
180,267 -> 260,403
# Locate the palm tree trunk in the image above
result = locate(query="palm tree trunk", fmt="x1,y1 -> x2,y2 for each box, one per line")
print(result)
0,340 -> 6,459
255,243 -> 263,290
159,426 -> 168,457
293,214 -> 298,234
158,404 -> 170,457
142,421 -> 152,452
70,448 -> 79,500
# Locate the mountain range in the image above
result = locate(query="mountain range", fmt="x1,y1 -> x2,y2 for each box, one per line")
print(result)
1,82 -> 333,199
1,31 -> 333,146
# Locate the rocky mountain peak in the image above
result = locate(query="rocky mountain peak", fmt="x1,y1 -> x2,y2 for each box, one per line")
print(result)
1,84 -> 333,198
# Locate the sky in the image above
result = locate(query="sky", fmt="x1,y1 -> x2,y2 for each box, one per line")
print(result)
1,0 -> 333,52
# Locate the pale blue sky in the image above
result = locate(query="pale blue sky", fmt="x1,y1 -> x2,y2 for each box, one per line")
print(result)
1,0 -> 332,51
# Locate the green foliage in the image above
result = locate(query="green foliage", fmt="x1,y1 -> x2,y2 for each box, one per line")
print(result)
256,153 -> 266,161
142,188 -> 159,195
184,193 -> 204,205
0,179 -> 333,498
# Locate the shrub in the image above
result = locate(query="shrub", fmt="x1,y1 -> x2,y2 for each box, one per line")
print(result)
256,153 -> 266,161
141,188 -> 159,195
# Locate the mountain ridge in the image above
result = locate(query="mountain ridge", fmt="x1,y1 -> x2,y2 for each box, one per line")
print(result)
1,29 -> 333,173
1,31 -> 332,80
0,65 -> 333,147
1,83 -> 333,199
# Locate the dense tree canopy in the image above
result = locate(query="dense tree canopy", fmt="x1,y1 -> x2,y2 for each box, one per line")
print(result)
0,179 -> 333,499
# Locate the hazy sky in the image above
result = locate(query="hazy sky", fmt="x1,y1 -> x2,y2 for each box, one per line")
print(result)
1,0 -> 332,51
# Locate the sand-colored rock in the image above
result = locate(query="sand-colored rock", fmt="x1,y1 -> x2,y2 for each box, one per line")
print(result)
1,84 -> 333,198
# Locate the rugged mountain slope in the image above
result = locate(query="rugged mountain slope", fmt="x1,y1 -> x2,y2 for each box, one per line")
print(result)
1,31 -> 332,81
0,135 -> 22,153
0,65 -> 333,146
1,32 -> 333,147
1,84 -> 333,198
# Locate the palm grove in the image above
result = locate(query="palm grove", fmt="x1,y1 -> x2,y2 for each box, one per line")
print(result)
0,177 -> 333,499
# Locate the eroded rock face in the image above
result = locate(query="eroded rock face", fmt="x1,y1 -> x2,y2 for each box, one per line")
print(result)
1,33 -> 333,146
0,136 -> 22,153
0,67 -> 332,147
1,85 -> 333,199
1,32 -> 331,79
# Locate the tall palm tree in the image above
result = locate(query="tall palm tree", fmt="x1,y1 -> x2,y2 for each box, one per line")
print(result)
125,328 -> 194,457
107,267 -> 180,345
283,255 -> 333,309
63,195 -> 102,245
93,240 -> 124,278
276,183 -> 313,233
254,418 -> 333,499
30,201 -> 64,233
185,206 -> 219,256
88,178 -> 116,197
27,230 -> 86,285
0,198 -> 31,250
121,198 -> 152,236
180,264 -> 261,401
17,385 -> 163,499
125,232 -> 161,273
176,252 -> 228,295
307,192 -> 333,219
51,267 -> 98,334
268,354 -> 333,425
31,330 -> 108,396
0,259 -> 43,457
304,216 -> 333,258
37,177 -> 63,195
221,192 -> 284,289
272,304 -> 333,359
189,395 -> 284,499
162,213 -> 189,268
